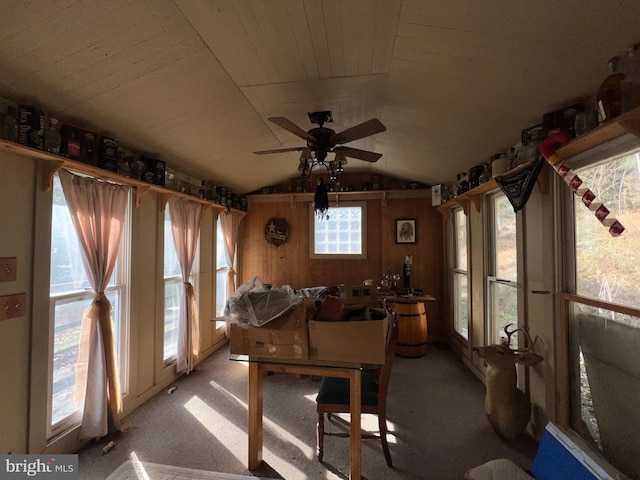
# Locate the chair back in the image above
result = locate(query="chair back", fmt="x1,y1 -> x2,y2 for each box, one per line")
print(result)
376,312 -> 399,407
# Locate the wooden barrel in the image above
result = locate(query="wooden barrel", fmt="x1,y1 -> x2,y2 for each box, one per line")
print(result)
389,301 -> 427,358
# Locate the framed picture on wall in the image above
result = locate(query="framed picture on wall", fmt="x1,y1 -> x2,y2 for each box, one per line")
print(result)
396,218 -> 417,244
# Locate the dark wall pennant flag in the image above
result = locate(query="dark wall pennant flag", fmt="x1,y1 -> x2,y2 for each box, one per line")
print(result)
495,157 -> 545,212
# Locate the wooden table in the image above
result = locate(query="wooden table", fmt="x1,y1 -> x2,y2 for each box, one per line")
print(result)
231,356 -> 365,480
383,294 -> 436,304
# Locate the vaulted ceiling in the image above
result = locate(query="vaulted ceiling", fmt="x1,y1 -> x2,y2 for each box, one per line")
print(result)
1,1 -> 639,194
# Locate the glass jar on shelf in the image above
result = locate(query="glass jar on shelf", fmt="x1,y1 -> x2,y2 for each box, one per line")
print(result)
390,273 -> 400,293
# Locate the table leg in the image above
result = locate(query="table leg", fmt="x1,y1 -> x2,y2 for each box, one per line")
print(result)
349,369 -> 362,480
248,362 -> 263,470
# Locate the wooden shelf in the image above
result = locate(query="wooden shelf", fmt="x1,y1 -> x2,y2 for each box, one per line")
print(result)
556,106 -> 640,160
436,178 -> 498,215
437,106 -> 640,216
247,188 -> 430,207
0,138 -> 246,215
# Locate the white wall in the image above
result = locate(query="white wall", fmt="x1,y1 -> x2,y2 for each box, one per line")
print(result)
0,153 -> 35,454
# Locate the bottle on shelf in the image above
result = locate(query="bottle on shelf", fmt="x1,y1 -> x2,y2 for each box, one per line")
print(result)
44,117 -> 61,154
621,44 -> 640,113
597,56 -> 626,123
478,162 -> 492,184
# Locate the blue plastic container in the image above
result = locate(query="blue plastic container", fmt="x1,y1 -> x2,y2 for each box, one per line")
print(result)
531,423 -> 629,480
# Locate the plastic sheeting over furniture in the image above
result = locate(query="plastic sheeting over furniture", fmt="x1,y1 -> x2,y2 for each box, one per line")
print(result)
224,276 -> 304,327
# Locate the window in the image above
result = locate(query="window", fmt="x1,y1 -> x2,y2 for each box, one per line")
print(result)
310,202 -> 366,259
568,145 -> 640,478
453,208 -> 469,339
215,217 -> 230,323
163,208 -> 200,363
574,148 -> 640,308
49,175 -> 130,439
487,193 -> 518,345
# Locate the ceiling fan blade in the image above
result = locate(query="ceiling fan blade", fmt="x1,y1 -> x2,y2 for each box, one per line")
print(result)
330,118 -> 386,145
268,117 -> 313,140
253,147 -> 305,155
334,146 -> 382,163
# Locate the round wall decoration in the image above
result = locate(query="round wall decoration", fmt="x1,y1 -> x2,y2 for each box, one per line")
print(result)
264,218 -> 289,247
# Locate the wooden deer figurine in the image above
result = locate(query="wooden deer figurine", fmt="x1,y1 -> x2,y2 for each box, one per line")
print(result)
473,324 -> 543,440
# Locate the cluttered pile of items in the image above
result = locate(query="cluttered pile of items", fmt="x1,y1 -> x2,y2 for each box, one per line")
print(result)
225,277 -> 390,364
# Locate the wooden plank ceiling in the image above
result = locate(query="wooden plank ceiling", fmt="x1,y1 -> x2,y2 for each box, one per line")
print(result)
0,0 -> 638,194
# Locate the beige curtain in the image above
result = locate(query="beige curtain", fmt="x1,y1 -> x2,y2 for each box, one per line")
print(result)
168,197 -> 202,374
59,169 -> 130,440
220,211 -> 241,298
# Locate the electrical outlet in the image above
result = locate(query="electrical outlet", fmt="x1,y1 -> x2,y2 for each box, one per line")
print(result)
0,257 -> 17,282
0,293 -> 26,321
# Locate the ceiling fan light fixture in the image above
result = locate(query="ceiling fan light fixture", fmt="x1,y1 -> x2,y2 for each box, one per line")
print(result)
257,112 -> 385,182
334,151 -> 347,173
300,147 -> 313,161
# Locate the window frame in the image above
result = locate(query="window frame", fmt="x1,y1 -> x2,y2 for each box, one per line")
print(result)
562,138 -> 640,475
162,206 -> 200,366
452,207 -> 469,340
309,201 -> 367,260
214,217 -> 230,328
47,173 -> 131,440
486,191 -> 519,345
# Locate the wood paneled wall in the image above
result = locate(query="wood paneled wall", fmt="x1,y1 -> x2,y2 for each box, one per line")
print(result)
240,194 -> 446,338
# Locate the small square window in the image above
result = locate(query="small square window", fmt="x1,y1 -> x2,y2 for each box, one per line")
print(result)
310,202 -> 366,259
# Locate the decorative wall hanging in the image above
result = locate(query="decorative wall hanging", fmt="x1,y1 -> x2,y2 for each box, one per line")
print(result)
396,218 -> 417,244
264,218 -> 289,247
314,178 -> 330,219
495,157 -> 545,212
540,131 -> 625,236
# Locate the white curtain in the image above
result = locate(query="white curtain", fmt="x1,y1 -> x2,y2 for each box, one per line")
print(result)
59,169 -> 130,440
168,197 -> 202,374
220,211 -> 241,298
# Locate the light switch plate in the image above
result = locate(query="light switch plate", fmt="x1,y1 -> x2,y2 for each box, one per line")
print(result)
0,293 -> 27,321
0,257 -> 17,282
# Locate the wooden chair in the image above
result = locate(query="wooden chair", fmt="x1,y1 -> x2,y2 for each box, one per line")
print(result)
315,313 -> 399,467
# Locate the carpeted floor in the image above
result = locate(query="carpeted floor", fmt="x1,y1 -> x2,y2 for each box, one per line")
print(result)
106,460 -> 269,480
78,343 -> 538,480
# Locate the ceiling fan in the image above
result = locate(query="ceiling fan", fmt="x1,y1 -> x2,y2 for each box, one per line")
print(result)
254,110 -> 386,179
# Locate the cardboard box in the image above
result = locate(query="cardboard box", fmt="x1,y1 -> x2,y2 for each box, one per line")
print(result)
338,284 -> 380,306
431,184 -> 442,206
141,156 -> 166,186
0,97 -> 19,142
229,297 -> 315,360
60,124 -> 98,165
308,314 -> 389,364
543,103 -> 583,139
18,105 -> 45,150
98,136 -> 118,172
